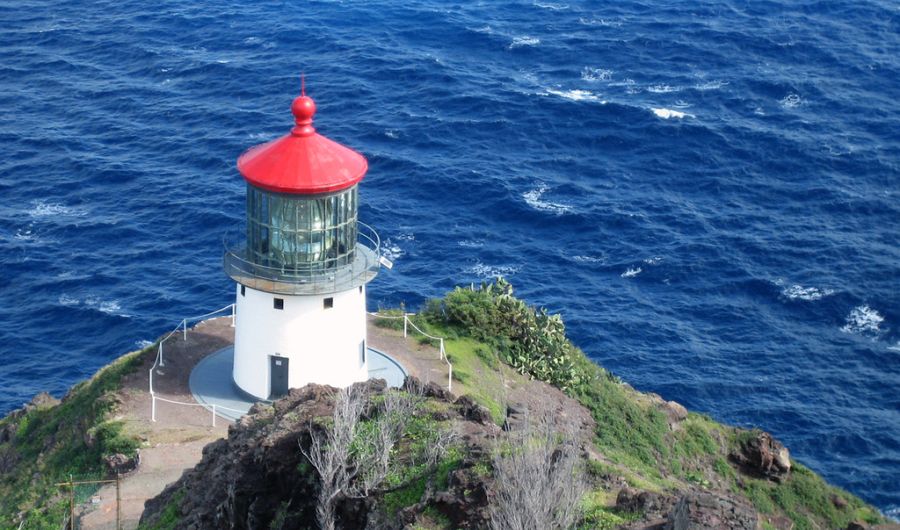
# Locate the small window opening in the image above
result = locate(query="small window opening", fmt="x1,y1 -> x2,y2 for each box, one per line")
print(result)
360,340 -> 366,366
324,297 -> 334,309
240,285 -> 246,296
274,298 -> 284,310
359,285 -> 363,294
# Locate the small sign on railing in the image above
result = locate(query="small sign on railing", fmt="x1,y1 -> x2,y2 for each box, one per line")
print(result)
379,255 -> 394,269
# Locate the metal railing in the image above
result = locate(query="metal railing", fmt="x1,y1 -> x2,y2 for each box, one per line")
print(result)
223,222 -> 381,295
370,311 -> 453,392
148,303 -> 244,425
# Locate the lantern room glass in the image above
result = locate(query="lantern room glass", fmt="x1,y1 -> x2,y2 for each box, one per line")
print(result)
245,185 -> 358,274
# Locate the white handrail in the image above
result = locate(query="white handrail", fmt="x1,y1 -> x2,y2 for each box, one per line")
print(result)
370,311 -> 453,392
149,303 -> 236,422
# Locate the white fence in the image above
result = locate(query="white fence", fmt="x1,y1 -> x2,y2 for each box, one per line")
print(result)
148,303 -> 245,425
369,311 -> 453,392
147,304 -> 454,426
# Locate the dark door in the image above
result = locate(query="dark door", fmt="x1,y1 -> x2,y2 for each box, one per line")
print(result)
270,356 -> 289,399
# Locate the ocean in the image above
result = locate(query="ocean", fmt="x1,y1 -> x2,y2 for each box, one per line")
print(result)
0,0 -> 897,516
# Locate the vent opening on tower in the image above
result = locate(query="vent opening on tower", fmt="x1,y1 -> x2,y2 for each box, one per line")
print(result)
274,298 -> 284,310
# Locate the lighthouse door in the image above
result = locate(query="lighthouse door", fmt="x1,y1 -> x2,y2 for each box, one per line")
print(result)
270,356 -> 289,399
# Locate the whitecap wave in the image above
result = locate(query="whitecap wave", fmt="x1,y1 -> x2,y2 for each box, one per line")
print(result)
28,200 -> 88,218
458,239 -> 484,248
643,256 -> 663,265
135,339 -> 154,349
647,84 -> 681,94
621,267 -> 642,278
841,305 -> 884,335
544,88 -> 605,103
581,67 -> 613,82
469,262 -> 518,279
533,1 -> 568,9
522,185 -> 572,215
572,255 -> 605,263
59,294 -> 80,307
381,240 -> 404,261
578,17 -> 622,27
694,80 -> 728,91
384,129 -> 400,139
781,284 -> 834,301
651,108 -> 694,119
509,36 -> 540,49
471,25 -> 493,34
780,93 -> 802,108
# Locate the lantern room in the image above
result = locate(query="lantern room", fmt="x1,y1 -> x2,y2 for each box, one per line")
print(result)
223,89 -> 381,400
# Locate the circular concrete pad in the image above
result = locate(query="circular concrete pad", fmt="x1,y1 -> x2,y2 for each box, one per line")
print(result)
190,346 -> 407,422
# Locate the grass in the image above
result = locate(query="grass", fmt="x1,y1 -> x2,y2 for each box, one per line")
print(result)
137,489 -> 184,530
0,344 -> 150,528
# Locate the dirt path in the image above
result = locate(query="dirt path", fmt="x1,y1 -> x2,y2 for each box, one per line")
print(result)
79,315 -> 453,529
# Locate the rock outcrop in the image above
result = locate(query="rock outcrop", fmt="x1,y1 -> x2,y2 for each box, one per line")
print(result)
730,430 -> 792,482
665,491 -> 758,530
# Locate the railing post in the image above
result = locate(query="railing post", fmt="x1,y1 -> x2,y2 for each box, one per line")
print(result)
448,364 -> 452,392
231,304 -> 235,327
182,319 -> 187,341
212,405 -> 216,427
439,339 -> 445,360
403,315 -> 408,338
158,343 -> 165,367
116,473 -> 122,530
151,394 -> 156,422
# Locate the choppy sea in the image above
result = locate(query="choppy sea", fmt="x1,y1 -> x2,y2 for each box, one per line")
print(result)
0,0 -> 897,516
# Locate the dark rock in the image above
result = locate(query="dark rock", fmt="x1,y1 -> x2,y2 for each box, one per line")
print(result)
617,487 -> 673,519
29,392 -> 60,409
665,491 -> 758,529
403,376 -> 455,402
104,452 -> 140,475
846,522 -> 868,530
664,401 -> 689,423
730,430 -> 791,481
455,395 -> 493,425
832,494 -> 849,509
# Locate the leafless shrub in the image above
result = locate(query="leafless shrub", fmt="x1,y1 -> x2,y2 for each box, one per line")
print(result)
301,385 -> 432,530
489,407 -> 586,530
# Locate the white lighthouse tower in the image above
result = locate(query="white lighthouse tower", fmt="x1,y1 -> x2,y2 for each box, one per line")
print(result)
223,89 -> 380,400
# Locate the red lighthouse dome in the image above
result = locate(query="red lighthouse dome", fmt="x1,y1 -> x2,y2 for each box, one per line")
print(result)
237,93 -> 368,195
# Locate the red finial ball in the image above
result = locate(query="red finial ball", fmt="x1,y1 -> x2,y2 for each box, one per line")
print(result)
291,96 -> 316,136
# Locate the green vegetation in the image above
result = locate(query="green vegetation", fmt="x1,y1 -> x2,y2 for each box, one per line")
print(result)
738,464 -> 883,530
137,489 -> 184,530
579,490 -> 641,530
407,279 -> 885,529
0,345 -> 149,528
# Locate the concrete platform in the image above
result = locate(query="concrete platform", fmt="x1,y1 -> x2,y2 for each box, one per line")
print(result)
189,346 -> 407,422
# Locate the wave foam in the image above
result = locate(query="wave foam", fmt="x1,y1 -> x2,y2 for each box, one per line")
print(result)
651,108 -> 694,119
578,17 -> 622,27
621,267 -> 642,278
544,88 -> 605,103
841,305 -> 884,335
533,1 -> 568,9
381,240 -> 404,262
581,67 -> 613,82
509,36 -> 540,49
384,129 -> 400,139
572,255 -> 605,263
780,93 -> 802,108
643,256 -> 663,265
782,284 -> 834,301
647,84 -> 681,94
28,200 -> 87,218
694,80 -> 729,91
469,262 -> 518,279
458,239 -> 484,248
522,185 -> 573,215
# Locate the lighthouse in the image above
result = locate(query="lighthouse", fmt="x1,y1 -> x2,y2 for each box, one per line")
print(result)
223,89 -> 381,401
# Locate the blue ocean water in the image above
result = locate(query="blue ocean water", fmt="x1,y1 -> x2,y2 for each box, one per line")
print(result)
0,0 -> 897,515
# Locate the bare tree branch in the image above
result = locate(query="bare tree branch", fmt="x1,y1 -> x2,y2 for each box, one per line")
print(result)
489,406 -> 586,530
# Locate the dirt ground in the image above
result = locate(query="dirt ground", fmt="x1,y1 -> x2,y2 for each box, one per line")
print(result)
79,314 -> 455,529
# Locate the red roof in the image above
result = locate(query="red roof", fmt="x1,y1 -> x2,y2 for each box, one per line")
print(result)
237,94 -> 368,195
